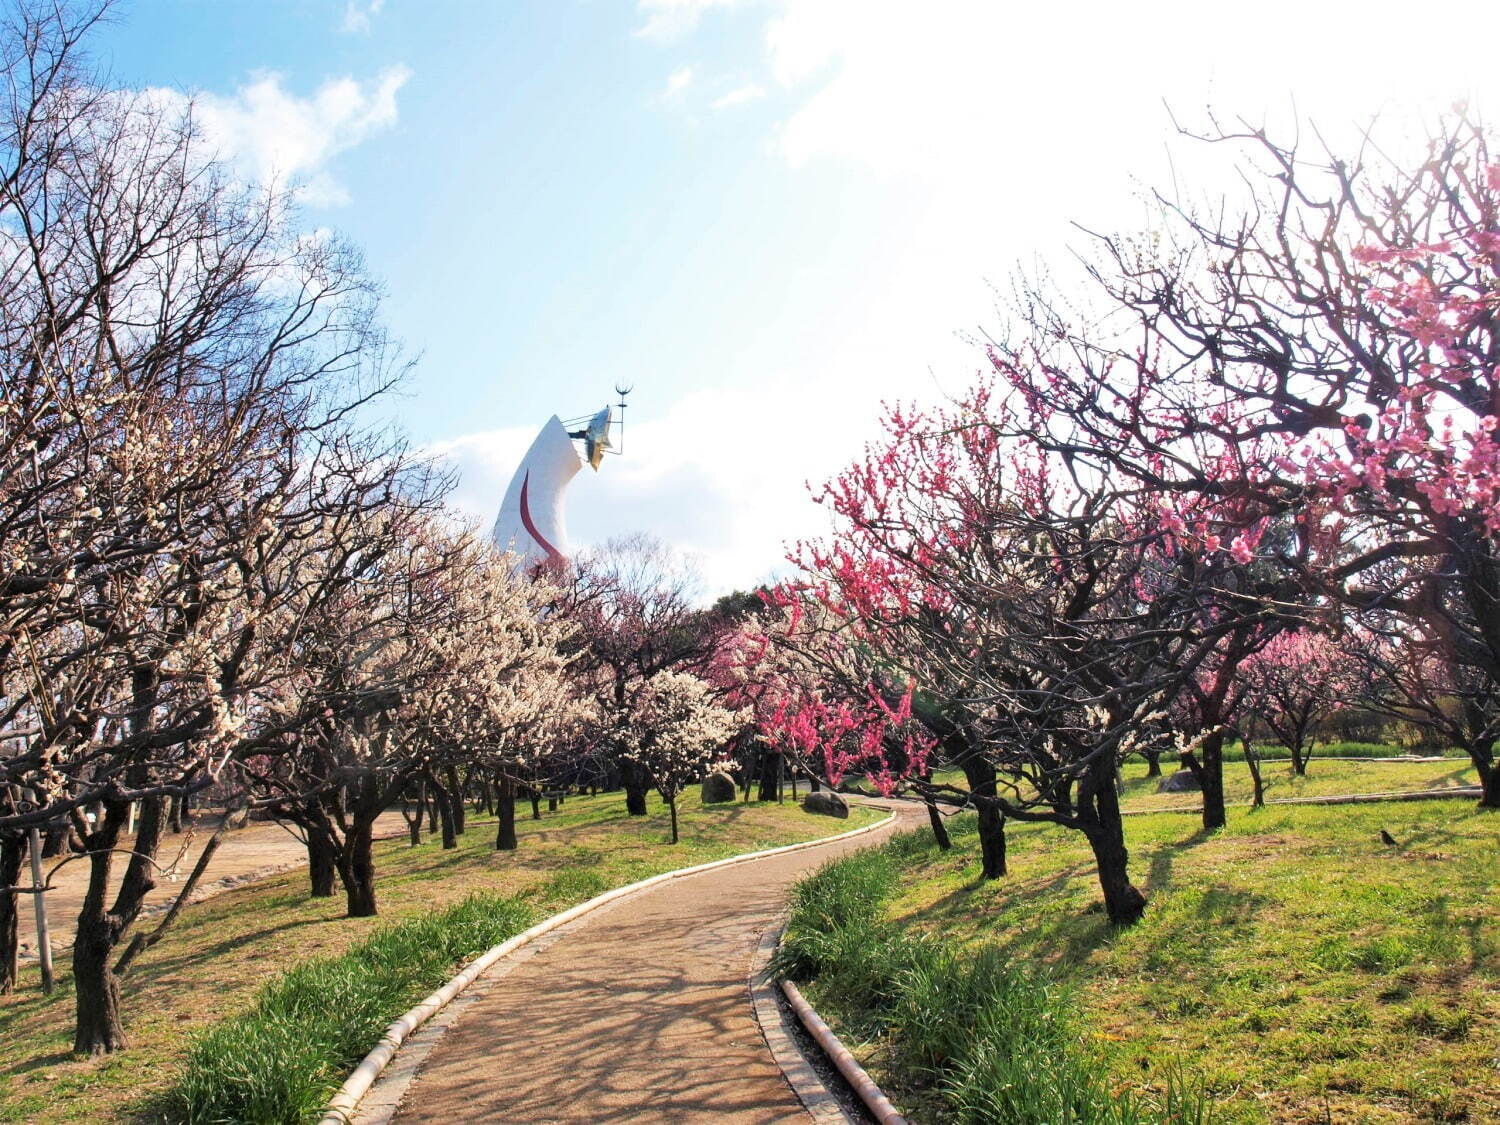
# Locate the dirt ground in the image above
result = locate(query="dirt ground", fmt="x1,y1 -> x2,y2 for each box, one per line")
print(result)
15,810 -> 408,961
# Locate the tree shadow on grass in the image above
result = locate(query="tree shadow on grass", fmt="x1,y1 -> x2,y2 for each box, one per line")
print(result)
1143,824 -> 1217,896
124,913 -> 334,988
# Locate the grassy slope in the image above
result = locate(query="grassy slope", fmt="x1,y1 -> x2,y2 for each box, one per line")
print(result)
0,790 -> 879,1124
808,797 -> 1497,1123
927,755 -> 1481,813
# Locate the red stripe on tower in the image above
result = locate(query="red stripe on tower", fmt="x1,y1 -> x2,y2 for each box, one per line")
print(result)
518,471 -> 563,561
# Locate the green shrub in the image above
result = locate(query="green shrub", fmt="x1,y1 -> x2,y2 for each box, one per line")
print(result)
164,893 -> 534,1124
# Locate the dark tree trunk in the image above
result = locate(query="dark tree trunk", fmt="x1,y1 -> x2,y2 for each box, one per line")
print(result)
401,783 -> 424,846
73,909 -> 126,1054
1289,736 -> 1310,777
1144,751 -> 1162,778
1078,765 -> 1146,926
1245,745 -> 1266,809
496,778 -> 518,851
757,751 -> 780,803
977,805 -> 1007,877
73,793 -> 167,1054
529,787 -> 542,820
668,795 -> 679,844
809,773 -> 821,792
338,822 -> 378,918
1083,822 -> 1147,925
958,755 -> 1007,878
0,832 -> 25,994
41,819 -> 71,858
923,793 -> 951,851
307,822 -> 338,897
428,771 -> 457,850
1183,734 -> 1226,831
624,761 -> 650,816
1476,751 -> 1499,809
426,789 -> 439,834
445,764 -> 465,835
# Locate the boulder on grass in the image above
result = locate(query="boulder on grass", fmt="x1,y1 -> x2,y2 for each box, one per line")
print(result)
700,772 -> 738,804
802,791 -> 849,819
1156,769 -> 1201,794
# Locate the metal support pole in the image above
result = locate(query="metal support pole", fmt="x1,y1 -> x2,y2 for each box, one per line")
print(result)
26,827 -> 52,993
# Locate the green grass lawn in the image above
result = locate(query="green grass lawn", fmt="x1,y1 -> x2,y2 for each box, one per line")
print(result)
923,754 -> 1480,814
1119,756 -> 1481,813
0,789 -> 880,1124
787,799 -> 1496,1124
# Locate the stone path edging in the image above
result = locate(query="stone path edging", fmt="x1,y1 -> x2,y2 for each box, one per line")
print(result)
781,979 -> 908,1125
748,924 -> 855,1124
318,810 -> 898,1125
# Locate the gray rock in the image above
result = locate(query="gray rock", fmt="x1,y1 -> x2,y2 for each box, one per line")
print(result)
700,772 -> 738,804
1156,769 -> 1201,794
802,790 -> 849,819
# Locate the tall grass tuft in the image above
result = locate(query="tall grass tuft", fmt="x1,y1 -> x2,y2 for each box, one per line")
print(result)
164,892 -> 535,1124
775,844 -> 1215,1125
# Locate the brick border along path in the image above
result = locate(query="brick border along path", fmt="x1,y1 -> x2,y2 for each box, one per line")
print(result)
382,801 -> 923,1125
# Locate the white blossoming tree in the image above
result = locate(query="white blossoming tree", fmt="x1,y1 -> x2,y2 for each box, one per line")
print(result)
620,671 -> 737,843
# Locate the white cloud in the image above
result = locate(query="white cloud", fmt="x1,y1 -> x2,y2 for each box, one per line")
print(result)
340,0 -> 385,34
174,66 -> 411,205
553,0 -> 1500,596
636,0 -> 743,40
427,374 -> 892,596
666,65 -> 695,94
712,83 -> 765,109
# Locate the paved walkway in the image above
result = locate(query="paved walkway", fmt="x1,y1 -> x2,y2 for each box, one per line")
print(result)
384,802 -> 922,1125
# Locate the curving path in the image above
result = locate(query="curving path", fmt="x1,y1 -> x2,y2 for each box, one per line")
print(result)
374,801 -> 923,1125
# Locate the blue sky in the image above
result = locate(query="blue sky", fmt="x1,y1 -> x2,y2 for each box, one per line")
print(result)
95,0 -> 1500,594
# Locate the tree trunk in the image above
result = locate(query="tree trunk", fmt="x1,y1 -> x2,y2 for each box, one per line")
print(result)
0,832 -> 25,994
1083,821 -> 1148,925
977,805 -> 1007,877
73,793 -> 167,1054
496,778 -> 518,851
41,819 -> 71,858
307,822 -> 338,897
337,822 -> 378,918
1079,768 -> 1146,926
1183,734 -> 1226,831
958,755 -> 1007,878
668,795 -> 679,844
757,751 -> 779,803
923,794 -> 951,851
1477,755 -> 1499,809
73,908 -> 126,1053
624,761 -> 650,817
115,807 -> 247,976
1289,736 -> 1310,777
444,764 -> 465,836
429,771 -> 457,850
401,783 -> 424,846
1245,744 -> 1266,809
1144,751 -> 1162,778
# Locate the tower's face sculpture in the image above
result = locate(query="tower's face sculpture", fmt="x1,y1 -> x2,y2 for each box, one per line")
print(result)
491,404 -> 617,566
